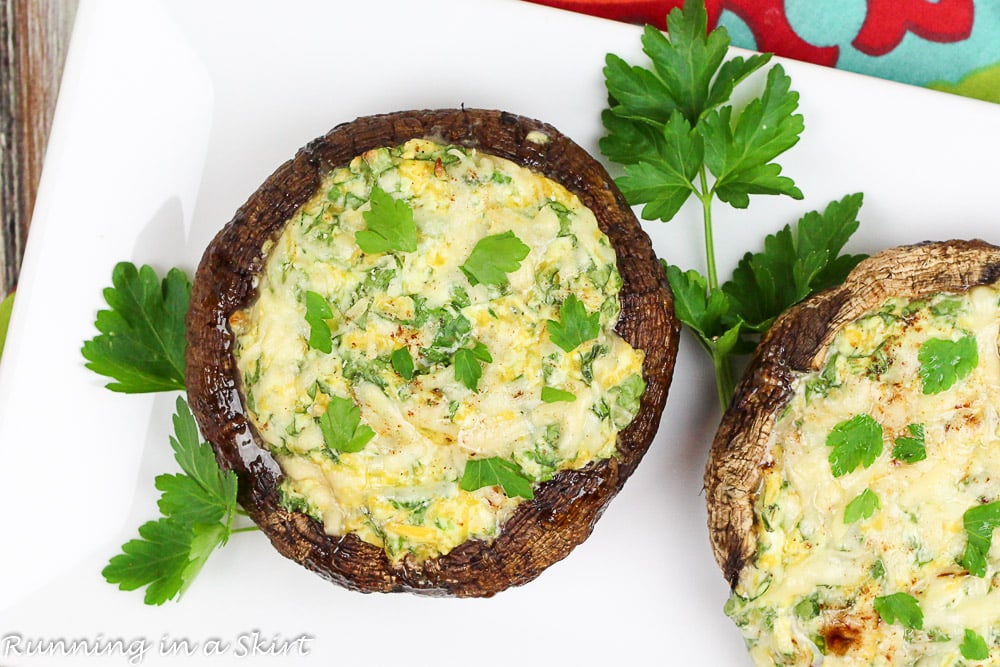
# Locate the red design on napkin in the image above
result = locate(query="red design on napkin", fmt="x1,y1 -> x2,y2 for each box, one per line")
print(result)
525,0 -> 702,26
721,0 -> 837,66
852,0 -> 974,56
528,0 -> 837,64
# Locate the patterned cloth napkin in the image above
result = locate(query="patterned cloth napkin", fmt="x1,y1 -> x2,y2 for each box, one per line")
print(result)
528,0 -> 1000,104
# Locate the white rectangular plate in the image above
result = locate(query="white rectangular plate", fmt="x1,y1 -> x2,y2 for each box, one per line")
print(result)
2,0 -> 1000,664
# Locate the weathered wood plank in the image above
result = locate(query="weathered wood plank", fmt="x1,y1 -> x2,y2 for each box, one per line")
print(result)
0,0 -> 78,295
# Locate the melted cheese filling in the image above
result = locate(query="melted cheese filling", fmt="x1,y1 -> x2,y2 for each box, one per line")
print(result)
727,284 -> 1000,665
230,139 -> 645,562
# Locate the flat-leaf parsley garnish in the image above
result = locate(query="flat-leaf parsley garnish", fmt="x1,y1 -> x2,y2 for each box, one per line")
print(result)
304,290 -> 334,353
873,592 -> 923,630
843,488 -> 880,524
319,395 -> 376,454
460,457 -> 535,500
102,397 -> 241,605
721,193 -> 867,336
918,334 -> 978,395
81,262 -> 190,393
960,629 -> 990,661
547,294 -> 600,353
460,230 -> 530,286
826,413 -> 883,478
600,0 -> 865,408
390,346 -> 415,380
892,423 -> 927,463
960,500 -> 1000,577
453,341 -> 493,392
355,185 -> 418,254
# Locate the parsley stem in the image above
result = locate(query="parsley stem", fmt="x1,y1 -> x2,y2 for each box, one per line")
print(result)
697,166 -> 732,409
230,526 -> 260,534
698,167 -> 719,292
713,349 -> 734,410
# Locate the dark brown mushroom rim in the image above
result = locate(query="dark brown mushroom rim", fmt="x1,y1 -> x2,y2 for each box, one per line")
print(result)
704,239 -> 1000,588
185,108 -> 679,597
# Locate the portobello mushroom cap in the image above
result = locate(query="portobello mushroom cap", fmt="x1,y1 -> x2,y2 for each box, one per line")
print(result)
185,108 -> 679,596
704,238 -> 1000,588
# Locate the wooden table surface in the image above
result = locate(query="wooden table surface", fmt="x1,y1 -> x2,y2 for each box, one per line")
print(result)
1,0 -> 79,296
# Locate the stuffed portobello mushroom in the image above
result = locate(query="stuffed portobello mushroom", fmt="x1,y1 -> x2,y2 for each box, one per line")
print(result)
185,108 -> 678,597
706,240 -> 1000,664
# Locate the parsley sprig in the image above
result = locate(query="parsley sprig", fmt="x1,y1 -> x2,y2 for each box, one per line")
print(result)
102,397 -> 244,605
601,0 -> 866,407
81,262 -> 190,393
84,264 -> 253,605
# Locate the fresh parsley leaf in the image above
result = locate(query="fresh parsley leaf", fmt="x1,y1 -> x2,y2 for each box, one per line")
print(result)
826,413 -> 883,477
319,395 -> 375,453
892,423 -> 927,463
960,629 -> 990,660
103,517 -> 196,605
460,231 -> 530,286
960,500 -> 1000,577
547,294 -> 600,353
355,185 -> 417,254
460,457 -> 534,500
304,290 -> 334,353
155,473 -> 227,527
390,346 -> 415,380
541,386 -> 576,403
183,523 -> 228,598
82,262 -> 190,393
723,193 -> 867,333
158,400 -> 238,522
603,51 -> 677,127
615,110 -> 702,222
665,263 -> 745,355
102,397 -> 240,605
873,592 -> 923,630
647,5 -> 727,122
844,488 -> 880,524
599,106 -> 668,170
454,342 -> 492,392
918,335 -> 978,395
700,65 -> 803,209
664,264 -> 731,342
